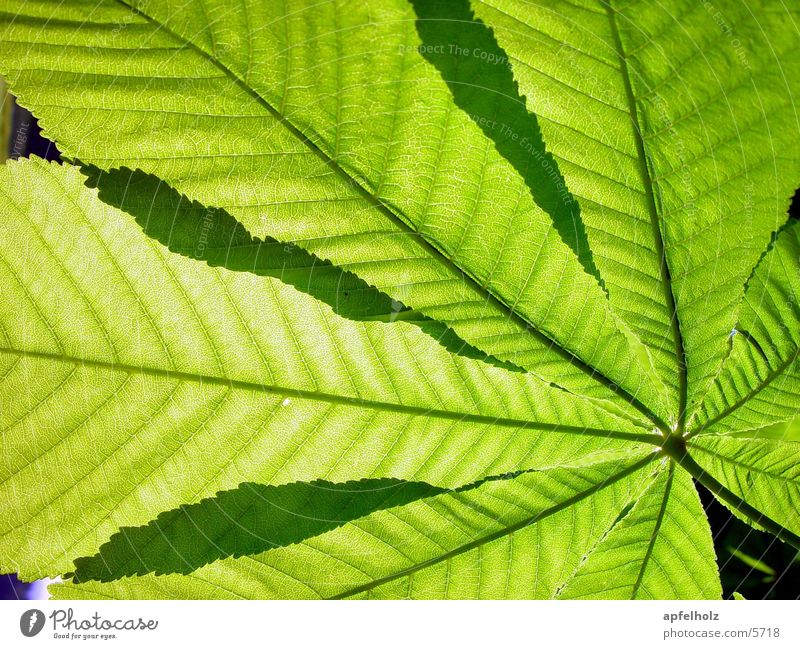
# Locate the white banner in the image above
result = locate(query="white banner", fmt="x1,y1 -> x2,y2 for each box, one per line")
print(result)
1,600 -> 798,648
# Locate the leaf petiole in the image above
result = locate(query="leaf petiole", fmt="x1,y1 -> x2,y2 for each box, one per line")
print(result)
661,434 -> 800,551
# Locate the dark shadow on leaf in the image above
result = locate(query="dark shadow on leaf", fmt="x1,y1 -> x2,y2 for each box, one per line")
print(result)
409,0 -> 602,287
68,478 -> 449,582
70,467 -> 532,583
81,165 -> 522,372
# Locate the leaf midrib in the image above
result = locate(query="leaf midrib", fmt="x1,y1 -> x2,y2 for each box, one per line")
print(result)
112,0 -> 668,431
689,440 -> 800,482
0,346 -> 659,445
329,454 -> 656,599
689,346 -> 800,437
631,461 -> 673,599
604,3 -> 686,430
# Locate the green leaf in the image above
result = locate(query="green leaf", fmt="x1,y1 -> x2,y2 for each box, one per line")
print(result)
0,0 -> 798,600
0,158 -> 653,582
67,477 -> 453,583
470,0 -> 800,421
555,464 -> 719,599
734,414 -> 800,442
54,456 -> 715,599
689,435 -> 800,537
79,165 -> 524,373
3,0 -> 798,427
0,0 -> 675,424
0,77 -> 11,164
690,222 -> 800,436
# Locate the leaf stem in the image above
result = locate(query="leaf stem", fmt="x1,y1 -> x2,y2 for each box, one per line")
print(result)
661,434 -> 800,551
